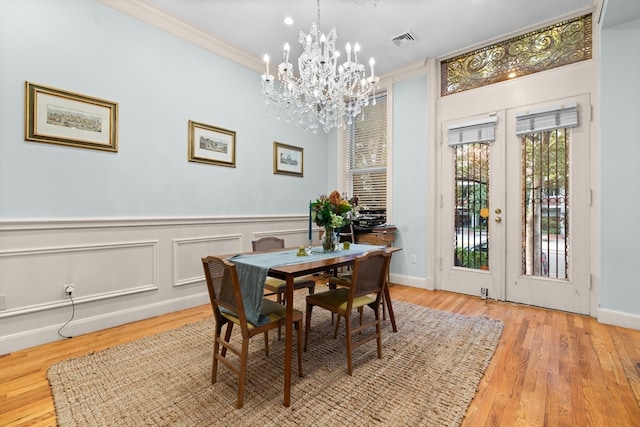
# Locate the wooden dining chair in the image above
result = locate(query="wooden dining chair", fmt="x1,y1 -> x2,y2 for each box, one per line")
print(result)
304,250 -> 391,375
252,237 -> 316,302
327,270 -> 397,332
338,223 -> 355,244
201,255 -> 303,409
252,237 -> 316,339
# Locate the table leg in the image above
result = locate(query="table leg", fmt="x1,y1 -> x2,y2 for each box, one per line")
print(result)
283,275 -> 294,407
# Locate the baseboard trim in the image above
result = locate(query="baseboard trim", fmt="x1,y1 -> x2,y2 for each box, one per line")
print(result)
597,307 -> 640,331
0,293 -> 209,355
391,273 -> 433,290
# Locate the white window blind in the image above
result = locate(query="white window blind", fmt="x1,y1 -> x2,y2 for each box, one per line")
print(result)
343,92 -> 387,210
516,102 -> 578,135
447,116 -> 498,146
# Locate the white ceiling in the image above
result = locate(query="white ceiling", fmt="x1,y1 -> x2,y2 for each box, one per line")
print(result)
143,0 -> 596,75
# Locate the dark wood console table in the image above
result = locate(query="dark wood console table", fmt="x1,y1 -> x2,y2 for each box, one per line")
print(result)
355,225 -> 397,246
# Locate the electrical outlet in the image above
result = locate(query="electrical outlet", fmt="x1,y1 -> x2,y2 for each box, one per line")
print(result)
0,294 -> 6,311
481,287 -> 488,300
64,283 -> 75,295
410,254 -> 416,264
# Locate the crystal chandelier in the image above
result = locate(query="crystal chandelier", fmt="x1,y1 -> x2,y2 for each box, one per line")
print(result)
261,0 -> 380,133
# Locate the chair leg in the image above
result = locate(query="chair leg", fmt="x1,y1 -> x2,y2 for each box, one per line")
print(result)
277,291 -> 284,340
381,294 -> 387,320
383,284 -> 398,332
264,331 -> 269,356
295,319 -> 303,376
212,323 -> 224,384
304,303 -> 313,352
376,310 -> 383,359
237,338 -> 250,409
334,308 -> 361,338
345,314 -> 353,376
221,323 -> 233,358
327,280 -> 337,324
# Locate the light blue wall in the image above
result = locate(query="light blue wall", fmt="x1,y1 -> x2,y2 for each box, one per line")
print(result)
0,0 -> 328,219
600,17 -> 640,316
391,75 -> 429,278
1,0 -> 638,324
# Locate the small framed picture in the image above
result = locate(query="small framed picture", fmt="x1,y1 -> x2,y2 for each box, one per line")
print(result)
188,120 -> 236,167
273,142 -> 303,177
25,82 -> 118,152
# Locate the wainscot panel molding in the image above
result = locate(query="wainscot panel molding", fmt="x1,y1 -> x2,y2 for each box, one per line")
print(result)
173,234 -> 242,288
0,240 -> 159,317
0,215 -> 316,354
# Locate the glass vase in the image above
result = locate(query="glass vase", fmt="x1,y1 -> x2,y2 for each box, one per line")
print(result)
322,226 -> 338,252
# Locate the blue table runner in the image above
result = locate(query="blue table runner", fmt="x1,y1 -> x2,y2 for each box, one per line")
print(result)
229,244 -> 384,325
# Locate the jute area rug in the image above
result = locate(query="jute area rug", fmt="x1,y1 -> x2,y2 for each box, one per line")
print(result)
48,300 -> 503,426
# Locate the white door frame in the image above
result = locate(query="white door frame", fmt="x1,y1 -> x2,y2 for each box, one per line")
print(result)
437,95 -> 591,314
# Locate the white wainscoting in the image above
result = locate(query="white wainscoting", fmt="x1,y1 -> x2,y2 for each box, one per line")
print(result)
0,216 -> 315,354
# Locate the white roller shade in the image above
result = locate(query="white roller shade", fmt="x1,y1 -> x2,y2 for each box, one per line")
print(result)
447,116 -> 498,146
516,102 -> 578,135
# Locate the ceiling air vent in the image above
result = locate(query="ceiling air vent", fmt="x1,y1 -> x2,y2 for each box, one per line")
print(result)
391,31 -> 418,48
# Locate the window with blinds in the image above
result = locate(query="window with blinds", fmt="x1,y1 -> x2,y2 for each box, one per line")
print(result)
343,92 -> 387,210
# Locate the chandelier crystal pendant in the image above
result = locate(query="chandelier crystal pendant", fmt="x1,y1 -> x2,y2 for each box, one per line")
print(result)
261,0 -> 380,133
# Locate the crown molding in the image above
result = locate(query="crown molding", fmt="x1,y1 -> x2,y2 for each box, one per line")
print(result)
99,0 -> 432,87
98,0 -> 264,74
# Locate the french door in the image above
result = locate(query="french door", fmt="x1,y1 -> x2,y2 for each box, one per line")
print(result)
440,95 -> 591,314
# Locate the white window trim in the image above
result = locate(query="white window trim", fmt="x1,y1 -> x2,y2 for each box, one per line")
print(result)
340,91 -> 391,214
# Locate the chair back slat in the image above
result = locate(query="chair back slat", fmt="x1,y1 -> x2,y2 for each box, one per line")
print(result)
339,223 -> 355,243
351,250 -> 391,298
252,236 -> 285,251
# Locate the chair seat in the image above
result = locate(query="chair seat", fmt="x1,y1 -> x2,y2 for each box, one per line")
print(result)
264,276 -> 315,293
327,272 -> 396,330
221,298 -> 303,328
306,288 -> 374,312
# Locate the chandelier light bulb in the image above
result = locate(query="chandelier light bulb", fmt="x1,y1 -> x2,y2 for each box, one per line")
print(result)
263,54 -> 270,78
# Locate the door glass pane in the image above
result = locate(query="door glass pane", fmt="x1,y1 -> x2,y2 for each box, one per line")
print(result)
521,129 -> 569,279
454,143 -> 490,270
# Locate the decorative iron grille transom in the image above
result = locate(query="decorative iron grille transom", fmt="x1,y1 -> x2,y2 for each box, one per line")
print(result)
441,14 -> 592,96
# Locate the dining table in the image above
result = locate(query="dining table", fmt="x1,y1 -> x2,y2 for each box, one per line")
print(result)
228,243 -> 401,407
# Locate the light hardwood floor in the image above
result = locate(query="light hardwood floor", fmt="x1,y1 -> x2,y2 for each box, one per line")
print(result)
1,285 -> 639,426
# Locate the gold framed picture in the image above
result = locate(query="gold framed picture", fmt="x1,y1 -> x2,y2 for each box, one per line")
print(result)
273,141 -> 303,177
25,82 -> 118,152
188,120 -> 236,168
